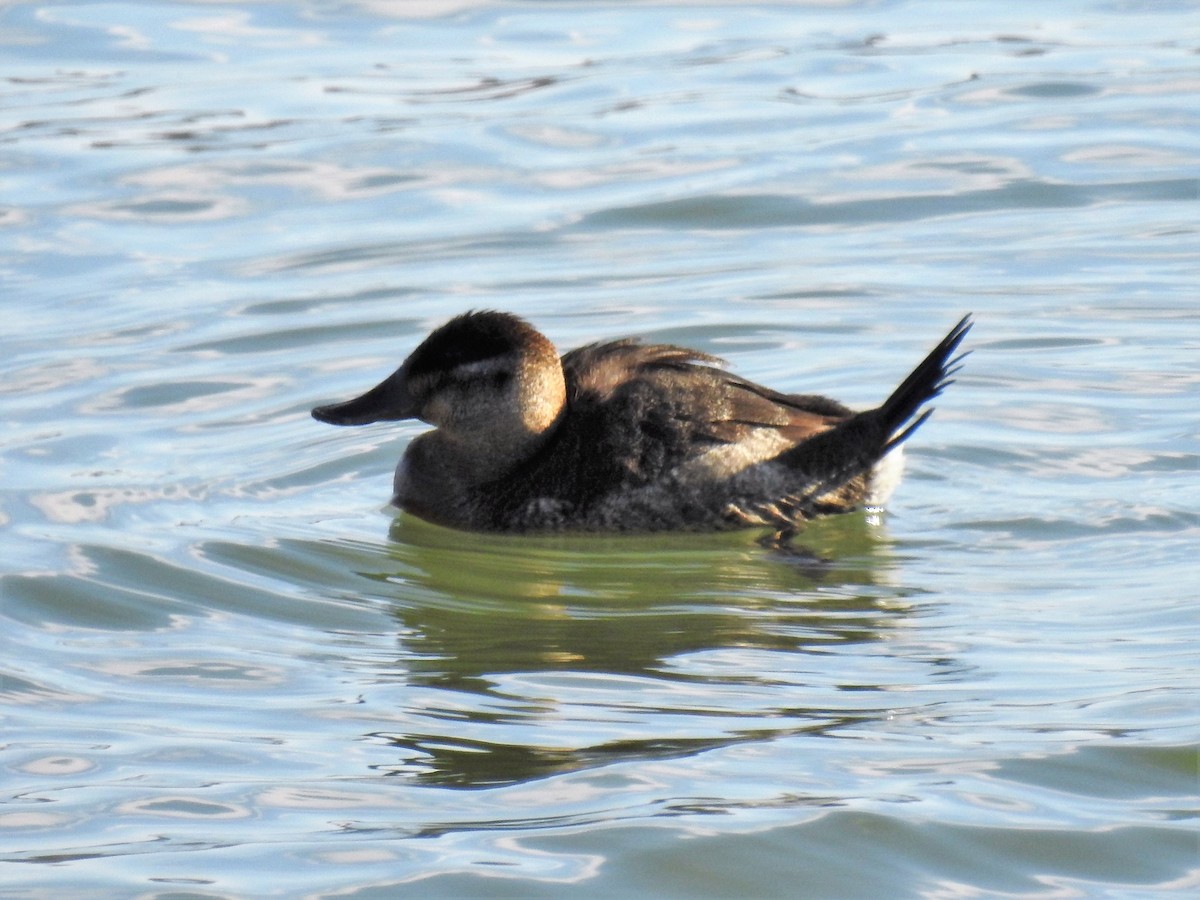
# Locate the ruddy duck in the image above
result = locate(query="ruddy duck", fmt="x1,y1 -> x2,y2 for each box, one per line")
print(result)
313,311 -> 971,533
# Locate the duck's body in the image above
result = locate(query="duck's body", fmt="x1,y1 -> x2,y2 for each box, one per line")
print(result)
313,311 -> 971,534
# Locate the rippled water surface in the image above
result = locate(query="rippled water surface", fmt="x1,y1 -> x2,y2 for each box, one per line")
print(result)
2,1 -> 1198,896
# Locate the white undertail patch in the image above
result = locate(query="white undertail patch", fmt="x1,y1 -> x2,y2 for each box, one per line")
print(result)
866,445 -> 905,509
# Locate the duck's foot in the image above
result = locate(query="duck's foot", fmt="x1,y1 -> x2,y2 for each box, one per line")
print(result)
755,527 -> 833,575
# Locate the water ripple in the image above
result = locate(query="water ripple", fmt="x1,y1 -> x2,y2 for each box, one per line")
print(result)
2,2 -> 1197,896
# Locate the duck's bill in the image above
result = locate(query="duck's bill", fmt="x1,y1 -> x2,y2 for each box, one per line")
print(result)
311,369 -> 414,425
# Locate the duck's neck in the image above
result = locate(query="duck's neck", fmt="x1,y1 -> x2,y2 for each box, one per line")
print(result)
393,416 -> 561,526
437,415 -> 563,483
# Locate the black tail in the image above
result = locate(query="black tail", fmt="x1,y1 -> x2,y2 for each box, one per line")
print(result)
878,313 -> 972,453
775,314 -> 972,503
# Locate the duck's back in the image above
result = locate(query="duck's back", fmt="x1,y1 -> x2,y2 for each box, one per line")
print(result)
470,340 -> 852,531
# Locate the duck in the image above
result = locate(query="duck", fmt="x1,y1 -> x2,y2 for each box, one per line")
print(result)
312,311 -> 971,534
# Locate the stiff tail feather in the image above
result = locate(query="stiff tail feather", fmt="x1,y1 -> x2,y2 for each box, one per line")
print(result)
878,313 -> 972,453
773,314 -> 972,510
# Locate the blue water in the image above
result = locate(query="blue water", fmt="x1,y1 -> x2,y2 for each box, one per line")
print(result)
2,1 -> 1198,897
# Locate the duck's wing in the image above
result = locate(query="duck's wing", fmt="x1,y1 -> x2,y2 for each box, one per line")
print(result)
556,339 -> 849,484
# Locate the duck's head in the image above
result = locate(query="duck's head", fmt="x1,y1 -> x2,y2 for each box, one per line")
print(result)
312,311 -> 566,450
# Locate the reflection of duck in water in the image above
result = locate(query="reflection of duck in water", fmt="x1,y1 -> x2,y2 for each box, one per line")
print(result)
353,517 -> 916,789
364,517 -> 914,789
313,311 -> 971,534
